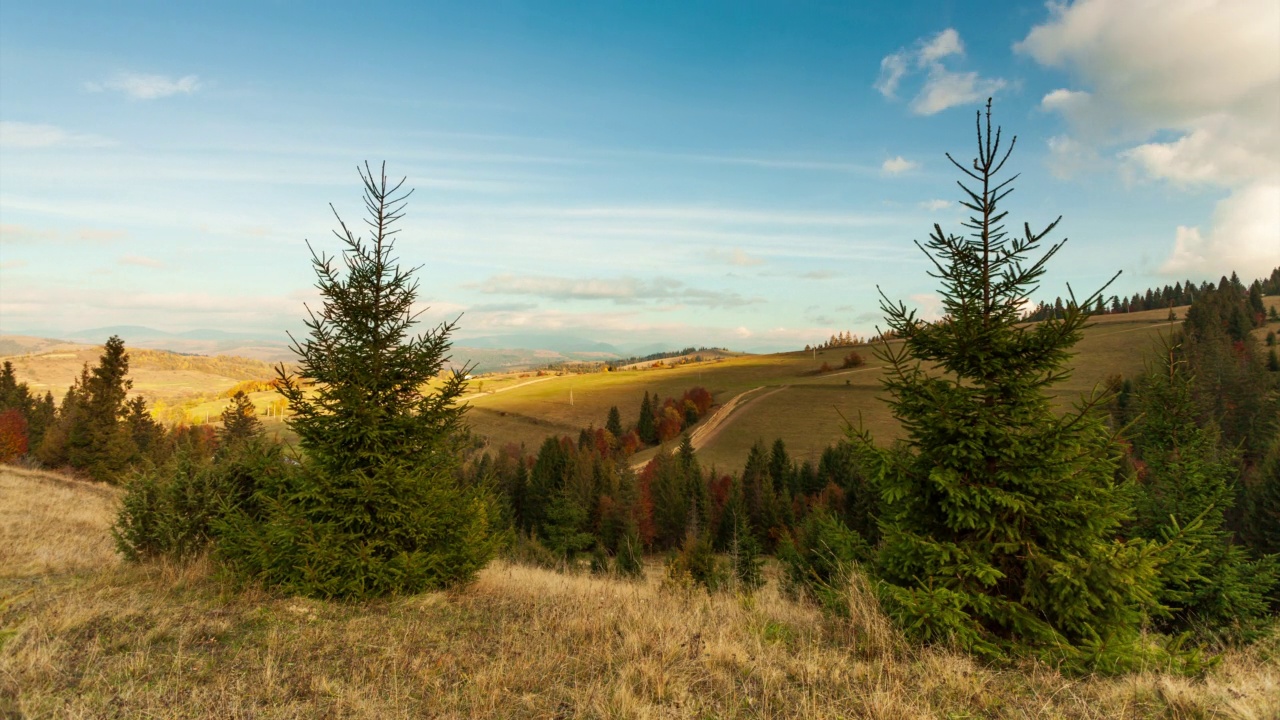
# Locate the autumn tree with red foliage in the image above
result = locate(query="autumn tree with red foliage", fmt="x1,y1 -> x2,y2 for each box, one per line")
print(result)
0,409 -> 29,463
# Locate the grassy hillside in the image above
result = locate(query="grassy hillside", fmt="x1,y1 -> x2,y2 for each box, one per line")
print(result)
0,337 -> 279,405
465,306 -> 1195,469
2,466 -> 1277,718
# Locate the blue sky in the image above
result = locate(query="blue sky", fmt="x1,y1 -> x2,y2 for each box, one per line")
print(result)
1,0 -> 1276,352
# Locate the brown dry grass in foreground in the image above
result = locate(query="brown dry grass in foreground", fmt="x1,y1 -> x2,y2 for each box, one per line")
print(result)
0,466 -> 120,579
2,467 -> 1278,719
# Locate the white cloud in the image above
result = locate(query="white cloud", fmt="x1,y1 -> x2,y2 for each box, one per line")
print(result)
918,199 -> 952,211
918,28 -> 964,65
875,28 -> 1006,115
0,121 -> 115,149
909,293 -> 945,322
881,156 -> 918,175
1121,117 -> 1278,187
1040,88 -> 1090,113
1044,134 -> 1103,180
1159,182 -> 1280,276
1017,0 -> 1280,277
86,73 -> 200,99
873,52 -> 909,98
910,69 -> 1007,116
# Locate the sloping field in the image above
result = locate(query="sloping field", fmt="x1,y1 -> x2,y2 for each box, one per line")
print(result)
466,307 -> 1190,469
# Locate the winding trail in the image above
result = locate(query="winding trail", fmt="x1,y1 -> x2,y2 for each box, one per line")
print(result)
630,384 -> 789,470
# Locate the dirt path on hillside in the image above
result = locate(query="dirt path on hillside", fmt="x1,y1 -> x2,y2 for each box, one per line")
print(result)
458,375 -> 558,403
690,385 -> 789,451
630,384 -> 789,470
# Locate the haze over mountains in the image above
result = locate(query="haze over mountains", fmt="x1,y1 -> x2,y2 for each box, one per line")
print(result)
0,324 -> 703,373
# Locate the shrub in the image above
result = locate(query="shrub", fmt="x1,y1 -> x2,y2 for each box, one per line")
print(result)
507,530 -> 562,571
614,521 -> 645,579
664,532 -> 727,593
841,351 -> 865,369
778,509 -> 869,613
114,438 -> 287,561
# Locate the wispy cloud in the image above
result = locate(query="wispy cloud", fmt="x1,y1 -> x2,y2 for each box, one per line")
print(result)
0,121 -> 116,149
708,247 -> 765,267
0,224 -> 127,245
119,254 -> 164,269
470,273 -> 761,308
918,199 -> 952,211
86,72 -> 200,99
875,28 -> 1006,115
881,156 -> 918,175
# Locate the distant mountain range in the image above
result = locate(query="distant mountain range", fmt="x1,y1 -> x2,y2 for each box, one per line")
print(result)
0,325 -> 709,374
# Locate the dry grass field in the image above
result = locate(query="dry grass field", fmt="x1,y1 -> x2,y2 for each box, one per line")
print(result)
2,466 -> 1279,718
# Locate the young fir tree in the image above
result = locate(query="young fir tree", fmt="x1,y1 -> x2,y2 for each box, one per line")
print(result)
217,163 -> 494,599
851,102 -> 1163,670
605,405 -> 624,439
1244,438 -> 1280,557
218,391 -> 264,448
1127,340 -> 1277,643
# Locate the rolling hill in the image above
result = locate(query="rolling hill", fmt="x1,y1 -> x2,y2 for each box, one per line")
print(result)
5,298 -> 1278,472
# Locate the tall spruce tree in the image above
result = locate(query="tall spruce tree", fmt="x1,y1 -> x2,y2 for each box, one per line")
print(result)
851,102 -> 1163,670
217,163 -> 494,599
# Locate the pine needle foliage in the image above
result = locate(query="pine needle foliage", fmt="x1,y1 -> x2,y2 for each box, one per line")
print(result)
217,163 -> 494,599
851,102 -> 1164,671
1127,339 -> 1278,645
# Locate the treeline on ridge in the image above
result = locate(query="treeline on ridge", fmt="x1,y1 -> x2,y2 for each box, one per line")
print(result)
1024,267 -> 1279,321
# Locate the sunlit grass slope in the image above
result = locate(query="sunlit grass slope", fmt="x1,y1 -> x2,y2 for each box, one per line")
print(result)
467,307 -> 1191,469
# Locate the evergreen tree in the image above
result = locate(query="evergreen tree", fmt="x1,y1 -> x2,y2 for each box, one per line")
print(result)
1244,438 -> 1280,557
636,392 -> 656,444
1247,281 -> 1265,322
1127,342 -> 1277,642
40,337 -> 138,482
649,449 -> 688,549
218,390 -> 264,451
740,440 -> 779,550
605,405 -> 624,439
217,163 -> 494,598
851,102 -> 1163,669
124,396 -> 166,463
